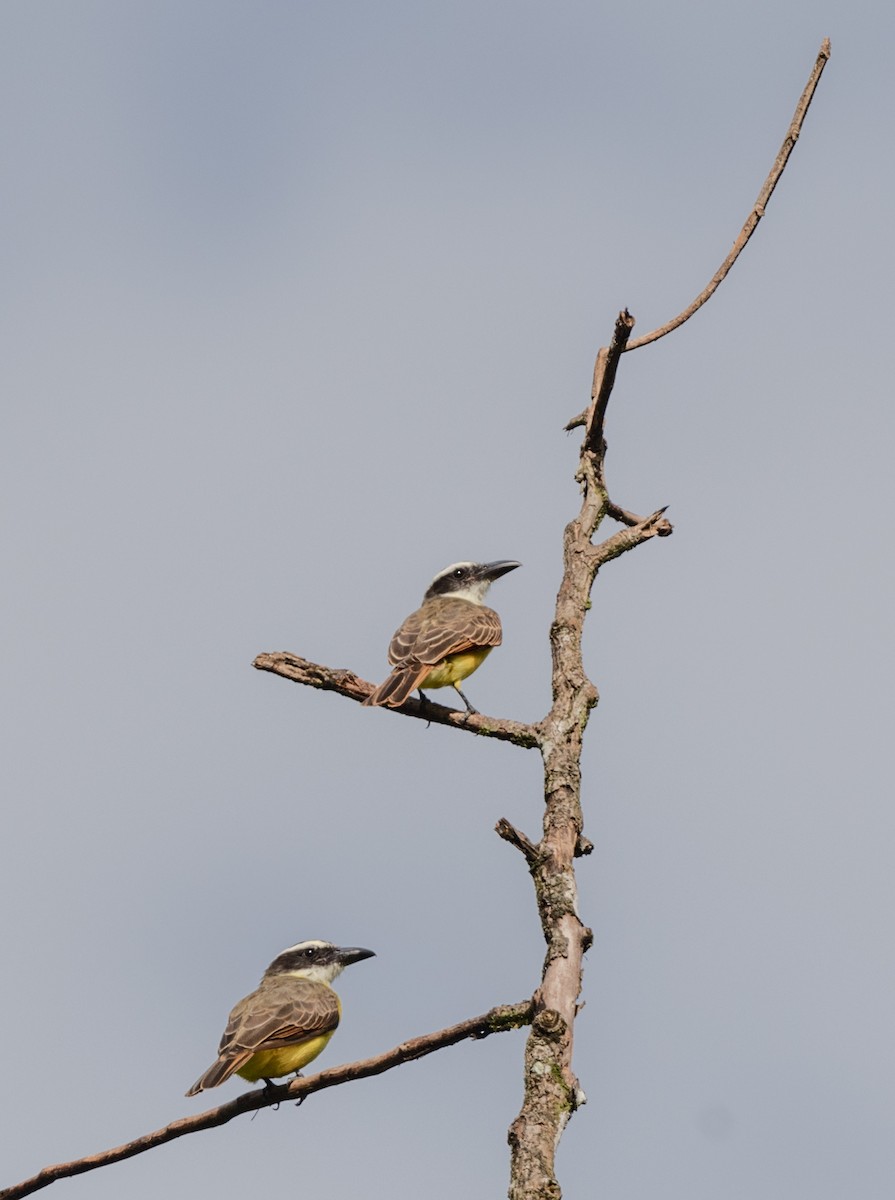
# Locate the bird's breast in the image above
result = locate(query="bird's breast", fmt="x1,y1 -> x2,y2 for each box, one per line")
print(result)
235,1032 -> 336,1083
421,646 -> 493,688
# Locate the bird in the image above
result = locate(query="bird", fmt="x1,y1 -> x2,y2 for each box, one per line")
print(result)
185,939 -> 375,1096
362,559 -> 521,713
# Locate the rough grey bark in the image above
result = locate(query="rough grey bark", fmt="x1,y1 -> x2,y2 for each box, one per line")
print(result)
499,315 -> 671,1199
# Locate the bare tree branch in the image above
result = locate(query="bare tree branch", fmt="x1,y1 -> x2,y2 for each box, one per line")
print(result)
252,652 -> 540,748
505,384 -> 611,1198
506,44 -> 830,1196
0,1002 -> 533,1200
506,349 -> 672,1197
626,38 -> 831,352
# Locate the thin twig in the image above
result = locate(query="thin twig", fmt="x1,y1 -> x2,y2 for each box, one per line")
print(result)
605,500 -> 661,528
626,38 -> 831,351
252,653 -> 540,749
0,1002 -> 534,1200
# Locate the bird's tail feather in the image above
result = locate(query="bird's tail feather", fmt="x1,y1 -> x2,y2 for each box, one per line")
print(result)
363,665 -> 426,708
185,1054 -> 244,1097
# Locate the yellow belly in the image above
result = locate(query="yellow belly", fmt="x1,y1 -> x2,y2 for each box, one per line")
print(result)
421,647 -> 492,690
236,1032 -> 335,1082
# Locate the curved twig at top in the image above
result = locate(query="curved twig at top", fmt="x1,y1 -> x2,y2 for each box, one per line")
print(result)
626,38 -> 831,352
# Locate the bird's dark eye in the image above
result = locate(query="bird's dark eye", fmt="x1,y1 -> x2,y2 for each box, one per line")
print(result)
304,947 -> 318,959
453,568 -> 466,578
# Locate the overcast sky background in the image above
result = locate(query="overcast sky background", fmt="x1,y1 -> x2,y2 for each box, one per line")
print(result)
2,4 -> 892,1199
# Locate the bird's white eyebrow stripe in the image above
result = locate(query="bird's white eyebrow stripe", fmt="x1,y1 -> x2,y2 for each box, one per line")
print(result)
278,939 -> 329,956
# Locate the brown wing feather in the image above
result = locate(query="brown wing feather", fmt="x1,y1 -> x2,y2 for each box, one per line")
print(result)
388,599 -> 502,665
186,978 -> 339,1094
219,978 -> 339,1054
363,598 -> 502,708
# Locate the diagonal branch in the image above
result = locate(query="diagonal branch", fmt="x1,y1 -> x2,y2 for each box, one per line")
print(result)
252,652 -> 540,748
626,37 -> 831,351
593,506 -> 673,565
0,1002 -> 533,1200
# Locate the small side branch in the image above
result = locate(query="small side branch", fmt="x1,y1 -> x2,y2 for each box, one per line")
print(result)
593,506 -> 672,566
626,38 -> 831,351
496,818 -> 541,868
0,1002 -> 534,1200
605,499 -> 663,528
252,653 -> 540,749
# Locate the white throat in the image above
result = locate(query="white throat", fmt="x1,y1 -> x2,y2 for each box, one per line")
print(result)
442,578 -> 491,605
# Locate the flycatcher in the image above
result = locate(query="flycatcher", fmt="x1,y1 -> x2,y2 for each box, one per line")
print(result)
363,559 -> 520,713
186,940 -> 375,1096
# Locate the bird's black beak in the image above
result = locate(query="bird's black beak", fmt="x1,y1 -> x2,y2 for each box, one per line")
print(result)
480,560 -> 522,582
337,946 -> 376,965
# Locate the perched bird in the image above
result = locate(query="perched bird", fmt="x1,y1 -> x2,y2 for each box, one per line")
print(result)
186,940 -> 375,1096
363,560 -> 520,713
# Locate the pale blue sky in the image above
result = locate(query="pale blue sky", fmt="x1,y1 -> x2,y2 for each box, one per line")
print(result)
2,4 -> 892,1198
